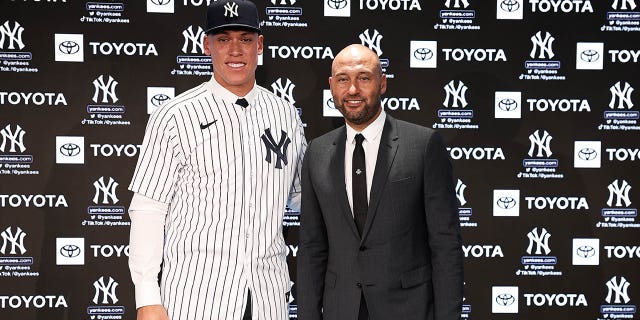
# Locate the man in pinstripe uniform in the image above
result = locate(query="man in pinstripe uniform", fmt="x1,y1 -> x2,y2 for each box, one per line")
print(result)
127,1 -> 306,319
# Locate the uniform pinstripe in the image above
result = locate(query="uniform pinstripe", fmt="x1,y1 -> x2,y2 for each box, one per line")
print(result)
129,78 -> 306,320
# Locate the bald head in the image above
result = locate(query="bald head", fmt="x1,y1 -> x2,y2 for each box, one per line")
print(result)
328,44 -> 387,131
331,44 -> 382,77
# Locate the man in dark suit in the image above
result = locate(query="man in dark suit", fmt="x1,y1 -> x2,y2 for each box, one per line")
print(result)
297,44 -> 463,320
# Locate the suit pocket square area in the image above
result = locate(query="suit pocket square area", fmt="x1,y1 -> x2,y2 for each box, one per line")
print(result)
390,176 -> 416,184
400,265 -> 432,288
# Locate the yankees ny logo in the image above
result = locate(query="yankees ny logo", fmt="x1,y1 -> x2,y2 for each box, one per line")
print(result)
445,0 -> 470,8
182,26 -> 205,54
225,2 -> 240,17
359,29 -> 383,57
93,276 -> 119,304
443,80 -> 468,108
456,179 -> 467,206
530,31 -> 555,59
609,81 -> 634,109
0,21 -> 25,50
261,128 -> 290,169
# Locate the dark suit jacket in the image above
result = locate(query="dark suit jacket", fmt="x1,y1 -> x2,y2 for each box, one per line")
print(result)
297,115 -> 463,320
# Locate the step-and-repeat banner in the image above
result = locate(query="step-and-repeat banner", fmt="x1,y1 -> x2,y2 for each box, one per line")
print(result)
1,0 -> 639,319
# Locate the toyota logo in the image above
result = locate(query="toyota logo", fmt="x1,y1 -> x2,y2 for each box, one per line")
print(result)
578,148 -> 597,161
576,245 -> 595,258
496,293 -> 515,306
151,93 -> 171,107
327,0 -> 348,10
58,41 -> 80,55
580,49 -> 600,63
500,0 -> 520,12
326,97 -> 337,109
496,196 -> 517,209
413,48 -> 433,61
59,143 -> 81,157
150,0 -> 172,4
60,244 -> 81,258
498,98 -> 519,111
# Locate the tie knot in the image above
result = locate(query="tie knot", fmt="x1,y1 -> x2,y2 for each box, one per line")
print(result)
355,133 -> 365,146
236,98 -> 249,108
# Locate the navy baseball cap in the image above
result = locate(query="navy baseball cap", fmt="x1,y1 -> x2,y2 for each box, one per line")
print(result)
205,0 -> 262,35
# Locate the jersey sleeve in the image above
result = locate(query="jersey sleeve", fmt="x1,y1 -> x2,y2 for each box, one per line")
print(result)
287,113 -> 307,212
129,108 -> 184,204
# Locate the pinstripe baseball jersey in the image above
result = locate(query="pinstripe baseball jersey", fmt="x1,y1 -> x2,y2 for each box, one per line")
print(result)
129,77 -> 306,320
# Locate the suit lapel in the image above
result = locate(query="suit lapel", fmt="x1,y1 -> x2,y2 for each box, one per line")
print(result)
361,115 -> 399,241
330,126 -> 361,238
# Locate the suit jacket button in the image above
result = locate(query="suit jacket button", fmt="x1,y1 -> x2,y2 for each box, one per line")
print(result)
356,283 -> 362,288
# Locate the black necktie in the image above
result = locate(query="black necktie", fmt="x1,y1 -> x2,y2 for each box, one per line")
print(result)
353,134 -> 367,236
236,98 -> 249,108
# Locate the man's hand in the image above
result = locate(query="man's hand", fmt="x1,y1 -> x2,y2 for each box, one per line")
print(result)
137,305 -> 169,320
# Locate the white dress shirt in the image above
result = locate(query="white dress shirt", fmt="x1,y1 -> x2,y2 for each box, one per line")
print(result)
344,111 -> 386,214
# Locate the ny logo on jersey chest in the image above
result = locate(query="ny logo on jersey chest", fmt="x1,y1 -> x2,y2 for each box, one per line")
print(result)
261,128 -> 290,169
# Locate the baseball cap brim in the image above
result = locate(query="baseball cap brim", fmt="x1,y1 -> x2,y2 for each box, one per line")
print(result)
204,24 -> 262,35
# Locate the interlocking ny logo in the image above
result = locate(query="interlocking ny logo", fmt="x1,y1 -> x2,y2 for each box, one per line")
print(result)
0,124 -> 26,153
261,129 -> 290,169
224,2 -> 239,17
93,276 -> 119,304
182,25 -> 205,54
528,129 -> 553,158
612,0 -> 637,10
445,0 -> 470,8
443,80 -> 468,108
359,29 -> 383,57
530,31 -> 555,59
609,81 -> 634,109
92,75 -> 119,103
526,227 -> 551,255
271,78 -> 296,105
0,21 -> 25,50
606,276 -> 631,304
456,179 -> 467,206
0,226 -> 27,255
607,179 -> 632,207
93,176 -> 119,204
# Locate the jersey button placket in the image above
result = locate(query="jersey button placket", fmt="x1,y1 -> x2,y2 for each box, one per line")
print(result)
239,106 -> 252,260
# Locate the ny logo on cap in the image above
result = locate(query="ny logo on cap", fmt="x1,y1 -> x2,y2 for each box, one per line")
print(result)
224,2 -> 240,17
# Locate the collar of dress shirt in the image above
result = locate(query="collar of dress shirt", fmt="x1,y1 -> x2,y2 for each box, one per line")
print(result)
345,110 -> 386,145
206,75 -> 258,106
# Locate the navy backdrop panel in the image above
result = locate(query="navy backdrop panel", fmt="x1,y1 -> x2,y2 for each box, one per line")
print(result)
0,1 -> 639,319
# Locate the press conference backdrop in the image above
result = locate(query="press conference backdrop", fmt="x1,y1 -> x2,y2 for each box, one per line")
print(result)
0,0 -> 639,319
